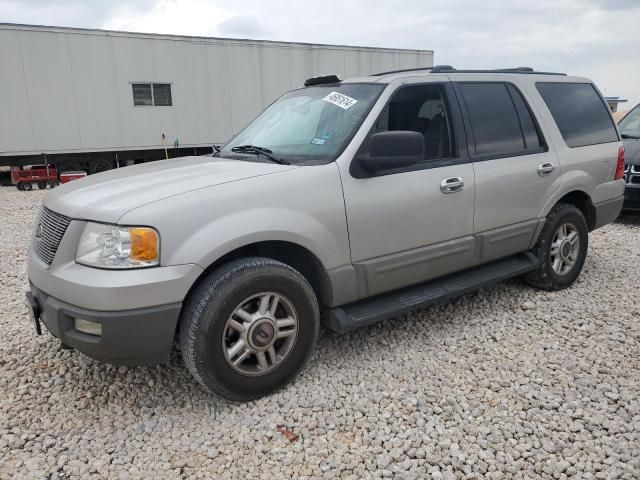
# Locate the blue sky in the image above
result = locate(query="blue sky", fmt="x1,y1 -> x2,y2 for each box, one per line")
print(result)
2,0 -> 639,109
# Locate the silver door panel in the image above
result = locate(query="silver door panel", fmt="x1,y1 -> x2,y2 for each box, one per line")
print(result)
353,235 -> 476,297
475,219 -> 541,264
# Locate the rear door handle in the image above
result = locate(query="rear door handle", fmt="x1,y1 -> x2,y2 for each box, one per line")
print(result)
440,177 -> 464,194
537,162 -> 555,176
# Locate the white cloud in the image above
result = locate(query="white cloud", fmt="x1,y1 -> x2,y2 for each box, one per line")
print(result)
103,0 -> 228,36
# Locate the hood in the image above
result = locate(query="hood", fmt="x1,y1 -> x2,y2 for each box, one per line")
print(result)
44,156 -> 297,222
623,138 -> 640,165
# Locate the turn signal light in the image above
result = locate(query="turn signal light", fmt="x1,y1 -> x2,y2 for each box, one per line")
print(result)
130,228 -> 159,262
614,146 -> 625,180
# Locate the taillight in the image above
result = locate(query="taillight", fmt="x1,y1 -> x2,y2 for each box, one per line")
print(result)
614,146 -> 625,180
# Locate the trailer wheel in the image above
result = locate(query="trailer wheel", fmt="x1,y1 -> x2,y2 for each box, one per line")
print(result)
58,162 -> 83,173
48,180 -> 59,188
22,182 -> 33,191
37,181 -> 47,190
90,159 -> 112,174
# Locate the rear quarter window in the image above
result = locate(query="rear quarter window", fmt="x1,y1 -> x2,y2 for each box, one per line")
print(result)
536,82 -> 619,148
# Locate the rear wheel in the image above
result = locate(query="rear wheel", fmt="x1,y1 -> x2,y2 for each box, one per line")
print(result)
37,181 -> 47,190
22,182 -> 33,191
48,180 -> 59,188
16,182 -> 24,191
525,203 -> 588,290
179,257 -> 319,401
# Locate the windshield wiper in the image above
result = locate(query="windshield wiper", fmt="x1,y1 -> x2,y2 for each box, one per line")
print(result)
621,133 -> 640,140
230,145 -> 290,165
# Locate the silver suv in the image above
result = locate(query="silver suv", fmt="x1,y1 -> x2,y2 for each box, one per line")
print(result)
25,66 -> 626,400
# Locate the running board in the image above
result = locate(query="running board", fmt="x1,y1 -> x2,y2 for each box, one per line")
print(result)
323,252 -> 539,333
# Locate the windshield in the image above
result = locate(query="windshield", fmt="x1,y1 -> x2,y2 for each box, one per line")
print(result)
219,83 -> 384,164
619,104 -> 640,138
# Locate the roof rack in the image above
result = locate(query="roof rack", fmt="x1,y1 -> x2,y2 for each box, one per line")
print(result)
372,65 -> 566,76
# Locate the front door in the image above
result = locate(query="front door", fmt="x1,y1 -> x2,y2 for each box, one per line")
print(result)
338,81 -> 476,298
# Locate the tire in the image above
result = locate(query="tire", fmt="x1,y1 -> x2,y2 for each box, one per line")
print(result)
57,162 -> 83,173
37,181 -> 47,190
524,203 -> 588,291
179,257 -> 320,401
22,182 -> 33,191
16,182 -> 24,191
48,180 -> 59,188
90,159 -> 112,174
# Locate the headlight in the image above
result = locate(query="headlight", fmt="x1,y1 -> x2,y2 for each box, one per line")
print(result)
76,223 -> 159,269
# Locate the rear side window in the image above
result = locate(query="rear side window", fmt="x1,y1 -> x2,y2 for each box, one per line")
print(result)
458,82 -> 544,158
536,82 -> 619,148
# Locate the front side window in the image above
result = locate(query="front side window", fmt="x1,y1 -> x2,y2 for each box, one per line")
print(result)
220,83 -> 384,165
458,82 -> 543,158
536,82 -> 618,147
369,84 -> 453,159
618,104 -> 640,139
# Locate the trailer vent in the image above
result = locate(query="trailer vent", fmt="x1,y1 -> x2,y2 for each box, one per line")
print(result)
31,207 -> 72,266
152,84 -> 172,106
132,84 -> 153,106
132,83 -> 173,106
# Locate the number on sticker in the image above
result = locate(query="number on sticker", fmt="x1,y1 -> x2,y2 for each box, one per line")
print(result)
323,91 -> 358,110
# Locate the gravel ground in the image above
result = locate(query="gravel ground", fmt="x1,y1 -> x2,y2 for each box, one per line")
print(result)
1,187 -> 639,480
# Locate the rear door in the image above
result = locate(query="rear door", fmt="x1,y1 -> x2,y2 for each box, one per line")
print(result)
454,78 -> 560,263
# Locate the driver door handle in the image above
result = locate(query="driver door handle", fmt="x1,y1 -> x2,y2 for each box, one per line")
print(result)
440,177 -> 464,194
537,162 -> 555,176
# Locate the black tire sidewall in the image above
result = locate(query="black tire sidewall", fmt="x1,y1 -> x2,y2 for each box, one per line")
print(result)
23,182 -> 33,191
538,206 -> 588,289
186,260 -> 319,400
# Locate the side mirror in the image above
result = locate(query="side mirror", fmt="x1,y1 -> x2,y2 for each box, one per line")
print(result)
359,131 -> 425,173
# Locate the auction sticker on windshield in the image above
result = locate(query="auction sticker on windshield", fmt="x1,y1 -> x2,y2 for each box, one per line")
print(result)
323,91 -> 358,110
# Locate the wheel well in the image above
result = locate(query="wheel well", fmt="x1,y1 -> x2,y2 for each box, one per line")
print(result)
186,241 -> 330,309
558,190 -> 596,230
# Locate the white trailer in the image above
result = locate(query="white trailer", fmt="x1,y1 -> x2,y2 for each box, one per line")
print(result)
0,23 -> 433,177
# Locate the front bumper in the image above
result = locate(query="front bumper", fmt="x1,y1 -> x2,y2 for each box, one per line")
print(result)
28,283 -> 181,365
26,217 -> 204,365
623,185 -> 640,211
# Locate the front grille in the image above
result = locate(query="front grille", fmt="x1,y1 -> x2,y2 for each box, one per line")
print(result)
32,207 -> 72,266
624,164 -> 640,185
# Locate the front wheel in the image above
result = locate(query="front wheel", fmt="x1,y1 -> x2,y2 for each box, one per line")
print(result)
179,257 -> 319,401
524,203 -> 588,291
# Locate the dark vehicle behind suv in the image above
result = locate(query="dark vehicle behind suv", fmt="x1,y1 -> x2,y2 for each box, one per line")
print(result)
619,103 -> 640,211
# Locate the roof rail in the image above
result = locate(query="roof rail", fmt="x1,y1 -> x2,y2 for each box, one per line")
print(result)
435,66 -> 566,75
371,65 -> 448,76
372,65 -> 566,77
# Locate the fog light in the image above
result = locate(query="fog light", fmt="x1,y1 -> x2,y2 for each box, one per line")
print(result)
74,318 -> 102,336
